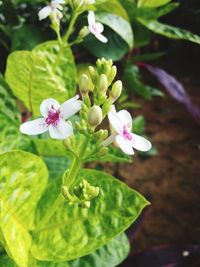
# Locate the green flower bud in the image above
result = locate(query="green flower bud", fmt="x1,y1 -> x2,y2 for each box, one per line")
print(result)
79,26 -> 89,39
88,105 -> 103,127
108,66 -> 117,85
110,80 -> 122,102
88,66 -> 97,83
99,74 -> 108,95
79,74 -> 89,95
98,146 -> 108,157
94,129 -> 108,140
81,201 -> 90,209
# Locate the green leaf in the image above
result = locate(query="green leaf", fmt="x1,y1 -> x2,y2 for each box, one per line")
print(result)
132,115 -> 145,135
123,64 -> 162,99
0,151 -> 48,267
138,18 -> 200,45
0,74 -> 20,124
96,12 -> 134,48
31,169 -> 149,261
5,41 -> 76,116
0,233 -> 129,267
68,233 -> 130,267
93,146 -> 132,164
137,0 -> 172,8
83,30 -> 129,61
96,0 -> 129,21
34,41 -> 77,99
11,25 -> 47,51
0,255 -> 17,267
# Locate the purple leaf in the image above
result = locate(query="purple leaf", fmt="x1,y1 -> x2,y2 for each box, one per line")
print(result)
139,63 -> 200,124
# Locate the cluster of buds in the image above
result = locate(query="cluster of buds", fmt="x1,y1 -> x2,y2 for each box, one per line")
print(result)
62,179 -> 99,208
78,58 -> 122,131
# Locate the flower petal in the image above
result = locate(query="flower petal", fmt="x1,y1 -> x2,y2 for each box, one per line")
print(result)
131,134 -> 152,152
117,110 -> 132,130
95,22 -> 104,33
20,118 -> 48,135
102,133 -> 117,147
115,135 -> 134,155
48,120 -> 73,139
88,11 -> 95,26
52,0 -> 65,4
108,105 -> 123,134
95,33 -> 108,43
38,6 -> 52,20
60,95 -> 82,119
40,98 -> 60,117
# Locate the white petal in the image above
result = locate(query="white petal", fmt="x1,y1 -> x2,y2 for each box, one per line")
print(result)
38,6 -> 52,20
20,118 -> 48,135
118,110 -> 132,130
49,120 -> 73,139
131,134 -> 152,152
101,133 -> 117,147
95,33 -> 108,43
52,0 -> 65,4
88,11 -> 95,26
40,98 -> 60,117
60,95 -> 82,119
95,22 -> 104,33
115,135 -> 134,155
108,105 -> 123,134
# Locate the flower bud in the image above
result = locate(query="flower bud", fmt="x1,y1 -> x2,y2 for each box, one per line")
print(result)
79,74 -> 89,95
108,66 -> 117,85
98,146 -> 108,157
88,105 -> 102,127
81,201 -> 91,209
99,74 -> 108,95
94,129 -> 108,140
110,80 -> 122,102
79,26 -> 89,39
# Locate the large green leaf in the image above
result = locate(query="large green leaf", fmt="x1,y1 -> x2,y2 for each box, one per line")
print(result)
0,233 -> 129,267
0,74 -> 20,124
5,41 -> 76,116
34,41 -> 77,99
31,169 -> 149,261
96,12 -> 134,48
138,18 -> 200,45
137,0 -> 172,8
96,0 -> 129,21
0,151 -> 48,267
83,30 -> 129,61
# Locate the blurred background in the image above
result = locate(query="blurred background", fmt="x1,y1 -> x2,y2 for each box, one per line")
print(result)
0,0 -> 200,266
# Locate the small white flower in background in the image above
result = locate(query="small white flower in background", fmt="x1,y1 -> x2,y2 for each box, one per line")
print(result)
102,105 -> 152,155
38,0 -> 65,21
87,11 -> 108,43
20,96 -> 82,139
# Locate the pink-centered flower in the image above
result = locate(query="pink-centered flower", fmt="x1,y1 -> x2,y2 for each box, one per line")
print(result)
20,96 -> 82,139
87,11 -> 108,43
38,0 -> 65,21
103,105 -> 152,155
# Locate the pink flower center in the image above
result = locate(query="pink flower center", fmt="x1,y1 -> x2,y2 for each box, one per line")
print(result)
123,126 -> 132,141
92,24 -> 97,33
45,108 -> 60,126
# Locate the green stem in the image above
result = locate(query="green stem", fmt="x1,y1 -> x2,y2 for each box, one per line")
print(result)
36,136 -> 89,232
63,11 -> 79,43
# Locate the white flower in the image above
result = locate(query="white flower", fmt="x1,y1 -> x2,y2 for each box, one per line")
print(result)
20,96 -> 82,139
38,0 -> 65,21
103,105 -> 152,155
87,11 -> 108,43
